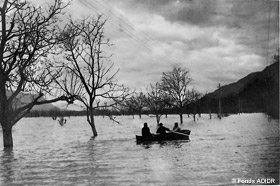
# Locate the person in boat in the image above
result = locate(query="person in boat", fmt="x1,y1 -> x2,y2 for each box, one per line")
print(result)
142,123 -> 152,138
156,123 -> 170,135
172,122 -> 181,132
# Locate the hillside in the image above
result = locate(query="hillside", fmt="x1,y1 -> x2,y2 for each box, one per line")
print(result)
200,62 -> 279,118
209,72 -> 260,99
208,62 -> 278,99
32,103 -> 59,111
7,91 -> 60,112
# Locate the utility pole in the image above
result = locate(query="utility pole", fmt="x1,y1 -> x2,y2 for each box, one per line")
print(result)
218,83 -> 222,119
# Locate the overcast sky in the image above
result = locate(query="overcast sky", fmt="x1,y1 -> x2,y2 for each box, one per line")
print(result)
57,0 -> 279,93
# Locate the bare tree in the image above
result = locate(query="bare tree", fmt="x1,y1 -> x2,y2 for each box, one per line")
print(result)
0,0 -> 72,148
125,98 -> 137,118
144,83 -> 166,125
124,92 -> 146,118
136,92 -> 147,118
188,88 -> 202,122
59,16 -> 129,136
161,66 -> 192,124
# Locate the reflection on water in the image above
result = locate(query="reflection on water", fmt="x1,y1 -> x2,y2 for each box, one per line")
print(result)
139,140 -> 188,149
0,149 -> 15,184
0,113 -> 279,185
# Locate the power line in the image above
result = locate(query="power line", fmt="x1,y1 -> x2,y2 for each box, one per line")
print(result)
265,0 -> 279,64
79,0 -> 182,67
266,0 -> 272,65
79,1 -> 152,51
96,0 -> 184,65
273,1 -> 279,57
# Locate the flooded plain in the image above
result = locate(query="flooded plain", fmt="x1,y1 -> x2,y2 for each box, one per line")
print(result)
0,113 -> 279,185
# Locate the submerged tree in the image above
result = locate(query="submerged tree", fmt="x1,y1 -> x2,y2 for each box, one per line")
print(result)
161,66 -> 192,124
124,92 -> 145,119
187,88 -> 202,122
59,16 -> 129,136
144,83 -> 166,125
132,92 -> 146,119
0,0 -> 72,148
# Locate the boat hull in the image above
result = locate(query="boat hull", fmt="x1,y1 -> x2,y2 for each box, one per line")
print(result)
136,130 -> 191,143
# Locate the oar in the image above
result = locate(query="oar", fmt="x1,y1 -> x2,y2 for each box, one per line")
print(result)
170,131 -> 190,137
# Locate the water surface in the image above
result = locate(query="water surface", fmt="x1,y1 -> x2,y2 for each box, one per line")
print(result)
0,113 -> 279,185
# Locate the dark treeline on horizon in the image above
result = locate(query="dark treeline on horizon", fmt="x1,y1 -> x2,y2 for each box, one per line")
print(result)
25,105 -> 273,119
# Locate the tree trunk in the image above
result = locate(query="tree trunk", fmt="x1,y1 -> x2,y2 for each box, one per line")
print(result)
179,113 -> 183,124
2,127 -> 13,148
89,116 -> 98,136
156,114 -> 160,125
179,104 -> 183,124
88,107 -> 98,136
193,106 -> 196,122
198,100 -> 201,117
90,124 -> 98,136
0,92 -> 14,147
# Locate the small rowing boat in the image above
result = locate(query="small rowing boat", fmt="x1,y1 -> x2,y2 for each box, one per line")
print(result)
136,130 -> 191,143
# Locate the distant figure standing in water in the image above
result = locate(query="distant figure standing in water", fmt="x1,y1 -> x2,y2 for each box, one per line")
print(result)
172,122 -> 181,132
58,117 -> 67,126
156,123 -> 170,135
142,123 -> 152,138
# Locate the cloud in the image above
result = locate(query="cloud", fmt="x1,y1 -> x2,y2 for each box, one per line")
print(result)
102,0 -> 273,92
111,0 -> 278,58
37,0 -> 278,93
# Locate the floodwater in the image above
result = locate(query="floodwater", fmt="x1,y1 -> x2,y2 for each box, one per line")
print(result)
0,113 -> 279,185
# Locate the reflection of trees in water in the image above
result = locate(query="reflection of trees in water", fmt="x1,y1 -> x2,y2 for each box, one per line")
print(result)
0,149 -> 15,184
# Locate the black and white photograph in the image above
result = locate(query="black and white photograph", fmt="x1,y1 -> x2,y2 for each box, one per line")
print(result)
0,0 -> 279,185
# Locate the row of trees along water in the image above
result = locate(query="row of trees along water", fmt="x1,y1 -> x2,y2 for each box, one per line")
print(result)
28,66 -> 204,125
0,0 -> 202,148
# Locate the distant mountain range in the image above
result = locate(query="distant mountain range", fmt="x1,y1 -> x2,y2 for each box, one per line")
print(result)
200,61 -> 279,118
32,102 -> 60,111
7,91 -> 60,111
